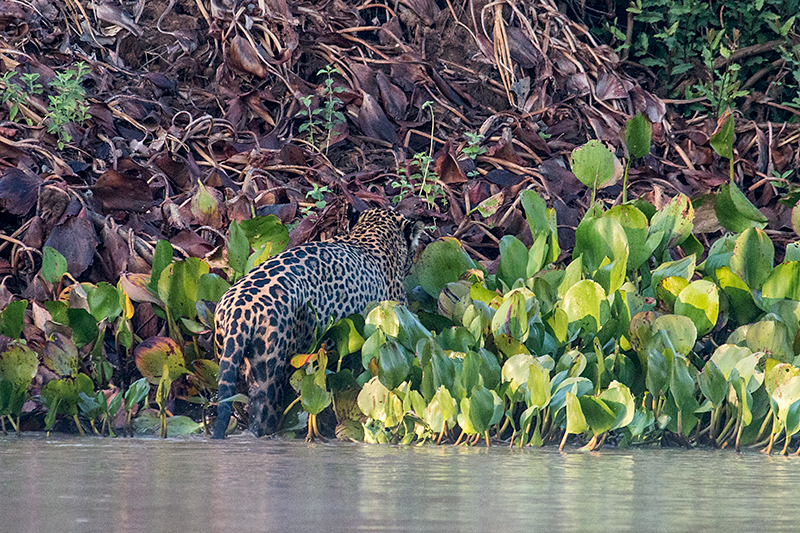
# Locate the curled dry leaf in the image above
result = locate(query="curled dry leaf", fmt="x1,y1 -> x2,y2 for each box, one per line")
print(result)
358,91 -> 398,145
92,169 -> 153,212
42,216 -> 98,277
0,168 -> 40,216
434,141 -> 467,184
228,35 -> 268,78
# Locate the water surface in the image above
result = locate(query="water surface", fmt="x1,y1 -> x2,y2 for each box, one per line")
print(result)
1,434 -> 798,532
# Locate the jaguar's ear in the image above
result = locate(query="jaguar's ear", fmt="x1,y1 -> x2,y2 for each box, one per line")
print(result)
345,204 -> 361,230
403,218 -> 424,250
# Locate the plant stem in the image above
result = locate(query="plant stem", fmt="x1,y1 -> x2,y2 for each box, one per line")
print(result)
623,159 -> 631,203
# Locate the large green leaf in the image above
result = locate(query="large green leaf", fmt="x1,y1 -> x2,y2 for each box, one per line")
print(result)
603,205 -> 650,271
497,235 -> 528,288
649,193 -> 694,251
415,237 -> 477,298
709,113 -> 734,160
574,216 -> 629,274
239,215 -> 288,254
570,140 -> 616,190
652,314 -> 697,355
730,227 -> 774,291
300,374 -> 332,415
762,262 -> 800,308
623,112 -> 652,159
41,246 -> 68,284
674,280 -> 719,336
0,299 -> 27,339
377,339 -> 412,390
714,182 -> 768,233
157,258 -> 209,319
579,395 -> 616,435
562,280 -> 610,334
133,336 -> 189,384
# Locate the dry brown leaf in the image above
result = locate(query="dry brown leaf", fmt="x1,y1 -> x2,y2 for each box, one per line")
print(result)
228,35 -> 268,78
0,167 -> 39,216
358,91 -> 398,145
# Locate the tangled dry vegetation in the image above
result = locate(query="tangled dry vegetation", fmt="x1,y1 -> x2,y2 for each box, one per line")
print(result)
0,0 -> 797,331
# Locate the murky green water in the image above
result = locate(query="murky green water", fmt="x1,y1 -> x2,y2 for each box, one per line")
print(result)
1,434 -> 799,532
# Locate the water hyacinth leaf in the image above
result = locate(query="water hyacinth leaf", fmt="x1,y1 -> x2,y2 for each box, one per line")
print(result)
652,314 -> 697,355
785,243 -> 800,263
328,318 -> 365,357
670,356 -> 697,414
699,360 -> 727,406
502,353 -> 535,398
550,376 -> 594,414
762,262 -> 800,309
365,301 -> 400,338
394,305 -> 432,352
784,399 -> 800,441
190,179 -> 222,227
769,300 -> 800,338
771,376 -> 800,423
623,112 -> 652,159
301,374 -> 332,415
466,385 -> 497,434
565,392 -> 589,435
521,189 -> 549,237
765,363 -> 800,397
377,339 -> 412,390
730,227 -> 774,291
192,359 -> 219,391
43,333 -> 79,377
239,215 -> 288,254
437,280 -> 472,322
415,237 -> 477,298
674,280 -> 719,336
67,308 -> 98,348
197,273 -> 230,303
650,256 -> 695,293
558,257 -> 583,299
710,344 -> 753,379
227,220 -> 250,276
527,233 -> 549,277
124,377 -> 151,411
562,280 -> 610,334
657,276 -> 689,312
149,240 -> 174,292
628,311 -> 656,352
714,182 -> 768,233
497,235 -> 528,288
166,416 -> 203,436
134,336 -> 188,384
579,396 -> 616,435
42,246 -> 68,284
573,216 -> 629,274
491,290 -> 529,342
603,205 -> 650,271
87,282 -> 122,322
598,381 -> 635,429
528,361 -> 552,410
0,345 -> 38,389
716,267 -> 760,325
650,194 -> 694,250
0,299 -> 27,339
646,344 -> 670,397
745,320 -> 793,362
157,258 -> 209,319
570,140 -> 616,190
710,113 -> 734,160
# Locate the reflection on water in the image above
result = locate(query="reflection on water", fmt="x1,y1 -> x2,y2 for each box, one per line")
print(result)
1,434 -> 799,532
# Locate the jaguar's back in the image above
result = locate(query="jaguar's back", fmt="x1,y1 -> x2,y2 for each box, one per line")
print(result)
212,208 -> 423,438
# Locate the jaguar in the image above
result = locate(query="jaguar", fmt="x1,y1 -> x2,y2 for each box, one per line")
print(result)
212,207 -> 423,438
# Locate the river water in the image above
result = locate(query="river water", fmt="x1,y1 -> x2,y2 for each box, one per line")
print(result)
1,434 -> 798,532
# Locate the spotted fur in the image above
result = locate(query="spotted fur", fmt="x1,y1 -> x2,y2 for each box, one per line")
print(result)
212,208 -> 423,438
